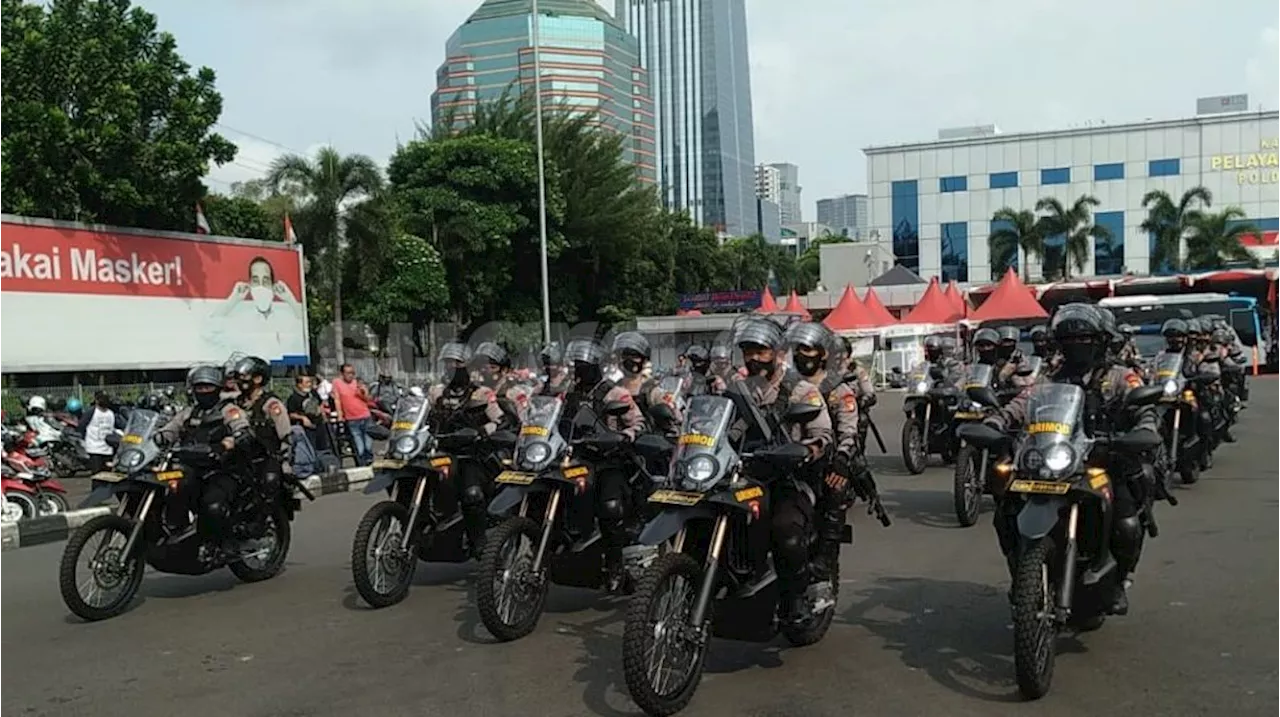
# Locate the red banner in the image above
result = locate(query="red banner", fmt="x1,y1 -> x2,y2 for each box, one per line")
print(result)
0,221 -> 303,299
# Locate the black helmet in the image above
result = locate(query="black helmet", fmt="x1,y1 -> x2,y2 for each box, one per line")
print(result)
474,341 -> 511,369
539,342 -> 562,366
1185,318 -> 1203,335
972,328 -> 999,347
924,336 -> 942,351
438,342 -> 472,385
784,321 -> 832,353
564,339 -> 606,367
1028,324 -> 1049,341
188,364 -> 224,389
232,355 -> 271,392
1161,318 -> 1188,337
683,344 -> 709,362
733,316 -> 784,351
997,326 -> 1020,344
710,344 -> 732,362
611,331 -> 651,360
1051,303 -> 1104,340
439,341 -> 472,364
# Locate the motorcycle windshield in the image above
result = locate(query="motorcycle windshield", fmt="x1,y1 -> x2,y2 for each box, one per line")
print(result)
517,395 -> 564,449
1015,383 -> 1086,474
674,395 -> 733,462
908,362 -> 934,394
389,395 -> 428,440
964,363 -> 995,389
1153,352 -> 1185,382
117,409 -> 162,473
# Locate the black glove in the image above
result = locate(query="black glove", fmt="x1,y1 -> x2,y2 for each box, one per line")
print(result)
153,432 -> 171,448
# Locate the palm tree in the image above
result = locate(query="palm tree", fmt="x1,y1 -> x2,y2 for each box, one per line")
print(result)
1183,207 -> 1261,270
988,208 -> 1043,283
1034,195 -> 1107,281
1139,186 -> 1212,273
267,147 -> 384,363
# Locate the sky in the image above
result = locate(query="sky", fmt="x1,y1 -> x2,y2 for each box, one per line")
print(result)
139,0 -> 1280,220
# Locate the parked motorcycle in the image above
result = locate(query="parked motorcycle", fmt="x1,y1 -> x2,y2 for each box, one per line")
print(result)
958,382 -> 1164,699
901,362 -> 960,474
59,409 -> 314,621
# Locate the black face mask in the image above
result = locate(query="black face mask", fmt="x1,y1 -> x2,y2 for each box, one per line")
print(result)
1165,337 -> 1184,351
924,350 -> 942,363
793,354 -> 822,377
449,366 -> 470,387
237,378 -> 255,394
1032,341 -> 1049,356
620,357 -> 645,375
996,344 -> 1016,361
689,359 -> 709,375
193,389 -> 220,410
976,347 -> 998,364
1059,342 -> 1096,375
744,358 -> 774,377
574,363 -> 602,387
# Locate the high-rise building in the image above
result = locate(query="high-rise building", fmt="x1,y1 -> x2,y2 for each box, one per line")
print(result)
431,0 -> 656,184
614,0 -> 758,236
816,193 -> 868,239
755,162 -> 801,223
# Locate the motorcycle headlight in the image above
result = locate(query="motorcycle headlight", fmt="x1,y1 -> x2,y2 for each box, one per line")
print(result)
522,441 -> 551,466
1043,444 -> 1074,473
393,435 -> 420,456
118,449 -> 144,470
1162,379 -> 1177,396
684,455 -> 718,485
915,381 -> 930,394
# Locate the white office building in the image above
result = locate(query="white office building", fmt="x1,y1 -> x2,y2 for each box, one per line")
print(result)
864,101 -> 1279,284
755,162 -> 801,223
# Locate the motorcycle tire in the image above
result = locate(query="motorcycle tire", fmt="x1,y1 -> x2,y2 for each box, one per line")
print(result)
781,551 -> 840,647
3,492 -> 36,522
475,516 -> 547,642
901,420 -> 927,475
1012,536 -> 1060,700
952,445 -> 982,527
228,507 -> 292,583
1179,460 -> 1200,485
59,514 -> 145,621
623,552 -> 707,717
36,491 -> 69,517
350,500 -> 418,608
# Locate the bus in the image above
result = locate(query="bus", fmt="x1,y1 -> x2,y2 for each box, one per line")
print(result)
1099,292 -> 1268,370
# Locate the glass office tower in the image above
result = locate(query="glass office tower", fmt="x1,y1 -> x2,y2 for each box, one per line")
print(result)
614,0 -> 757,235
432,0 -> 656,183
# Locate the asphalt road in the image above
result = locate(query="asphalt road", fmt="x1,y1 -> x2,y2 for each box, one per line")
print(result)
3,383 -> 1277,717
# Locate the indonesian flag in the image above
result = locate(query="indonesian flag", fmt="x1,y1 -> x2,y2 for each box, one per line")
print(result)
195,203 -> 211,234
284,213 -> 298,245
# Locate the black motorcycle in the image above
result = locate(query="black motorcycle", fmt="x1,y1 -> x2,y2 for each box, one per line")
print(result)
474,395 -> 648,642
621,392 -> 844,716
959,382 -> 1163,699
901,361 -> 960,474
349,394 -> 500,608
951,364 -> 1001,527
60,409 -> 311,621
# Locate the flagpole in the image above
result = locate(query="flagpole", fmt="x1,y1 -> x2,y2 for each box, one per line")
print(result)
532,0 -> 552,345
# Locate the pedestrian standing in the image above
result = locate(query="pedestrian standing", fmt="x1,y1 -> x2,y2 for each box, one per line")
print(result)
332,363 -> 374,466
79,392 -> 125,485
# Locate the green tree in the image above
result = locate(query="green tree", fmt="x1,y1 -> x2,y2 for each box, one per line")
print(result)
988,208 -> 1044,283
350,232 -> 450,343
1,0 -> 237,229
388,134 -> 565,326
201,194 -> 273,241
1139,186 -> 1212,273
229,178 -> 300,242
266,146 -> 384,361
666,213 -> 734,293
1183,207 -> 1261,270
1034,194 -> 1106,280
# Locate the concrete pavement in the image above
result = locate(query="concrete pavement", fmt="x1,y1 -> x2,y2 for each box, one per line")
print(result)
2,384 -> 1276,717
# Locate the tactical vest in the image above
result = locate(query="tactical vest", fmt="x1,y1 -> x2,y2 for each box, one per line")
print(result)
429,384 -> 474,432
184,403 -> 232,445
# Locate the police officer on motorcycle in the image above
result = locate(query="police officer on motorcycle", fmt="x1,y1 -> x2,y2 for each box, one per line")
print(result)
230,356 -> 293,499
562,338 -> 645,592
428,342 -> 510,557
729,316 -> 833,621
539,342 -> 571,397
156,365 -> 255,544
986,304 -> 1159,615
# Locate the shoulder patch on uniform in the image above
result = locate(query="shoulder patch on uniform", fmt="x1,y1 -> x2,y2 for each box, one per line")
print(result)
226,407 -> 243,420
803,389 -> 823,407
269,401 -> 284,416
841,392 -> 856,412
1125,374 -> 1143,388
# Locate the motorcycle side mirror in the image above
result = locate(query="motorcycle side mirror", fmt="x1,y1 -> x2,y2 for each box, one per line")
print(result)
634,433 -> 673,456
774,442 -> 811,462
957,422 -> 1007,449
603,400 -> 633,417
648,403 -> 676,423
928,366 -> 946,381
786,403 -> 823,424
454,427 -> 480,442
489,430 -> 517,447
1125,385 -> 1164,407
967,386 -> 1000,408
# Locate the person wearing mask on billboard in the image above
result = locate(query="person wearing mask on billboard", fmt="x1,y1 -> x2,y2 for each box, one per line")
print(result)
208,256 -> 305,360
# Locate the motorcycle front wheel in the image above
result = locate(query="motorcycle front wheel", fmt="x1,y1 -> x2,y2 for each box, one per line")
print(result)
36,491 -> 69,517
3,492 -> 36,523
59,514 -> 145,621
623,552 -> 707,716
475,516 -> 547,642
901,418 -> 927,475
1011,537 -> 1060,700
350,500 -> 418,608
952,445 -> 983,527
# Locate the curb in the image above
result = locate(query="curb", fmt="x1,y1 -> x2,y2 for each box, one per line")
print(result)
0,466 -> 375,552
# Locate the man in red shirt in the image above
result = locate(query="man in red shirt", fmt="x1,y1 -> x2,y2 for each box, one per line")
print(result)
332,363 -> 374,466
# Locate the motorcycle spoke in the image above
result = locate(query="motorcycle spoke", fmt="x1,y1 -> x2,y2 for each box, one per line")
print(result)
77,528 -> 129,609
494,531 -> 534,625
646,574 -> 695,697
367,516 -> 404,595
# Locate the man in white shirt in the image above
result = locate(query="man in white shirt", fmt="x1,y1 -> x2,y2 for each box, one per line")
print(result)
78,392 -> 125,479
207,255 -> 307,359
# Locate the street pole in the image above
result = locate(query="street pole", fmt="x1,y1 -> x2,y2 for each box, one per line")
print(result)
532,0 -> 552,345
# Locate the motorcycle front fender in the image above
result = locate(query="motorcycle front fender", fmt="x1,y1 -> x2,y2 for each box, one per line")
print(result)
362,471 -> 398,495
487,482 -> 550,515
1017,497 -> 1064,540
637,505 -> 716,546
78,484 -> 117,509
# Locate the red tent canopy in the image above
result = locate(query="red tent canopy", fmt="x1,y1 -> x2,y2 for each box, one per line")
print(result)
756,287 -> 779,313
944,280 -> 966,316
823,284 -> 885,330
782,290 -> 811,318
859,287 -> 898,325
901,277 -> 962,324
969,268 -> 1050,321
